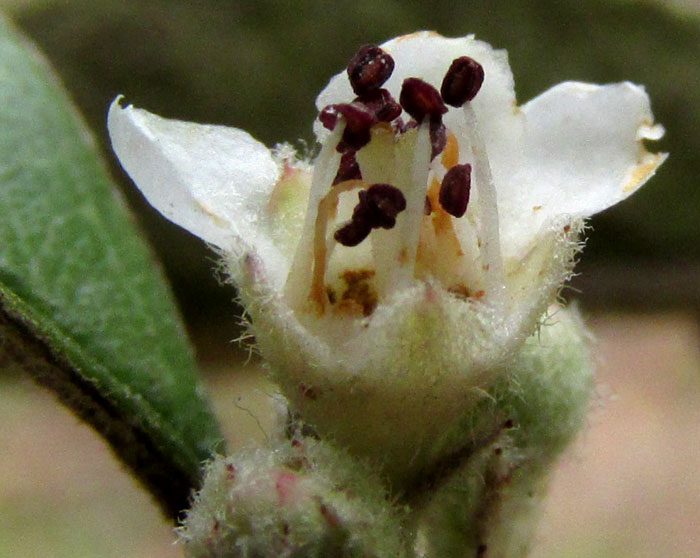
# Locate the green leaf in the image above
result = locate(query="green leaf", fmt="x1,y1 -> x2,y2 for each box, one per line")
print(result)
0,13 -> 222,519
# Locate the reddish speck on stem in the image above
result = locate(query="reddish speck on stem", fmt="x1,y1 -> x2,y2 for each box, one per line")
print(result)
225,463 -> 236,480
276,471 -> 299,505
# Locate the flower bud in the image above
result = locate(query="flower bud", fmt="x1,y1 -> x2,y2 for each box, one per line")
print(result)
179,440 -> 407,558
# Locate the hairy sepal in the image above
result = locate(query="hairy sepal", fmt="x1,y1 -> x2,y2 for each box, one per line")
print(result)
226,217 -> 583,487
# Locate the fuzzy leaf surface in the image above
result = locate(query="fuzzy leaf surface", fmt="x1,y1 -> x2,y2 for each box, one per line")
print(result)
0,13 -> 222,519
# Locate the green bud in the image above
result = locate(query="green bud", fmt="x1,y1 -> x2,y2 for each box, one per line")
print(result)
409,305 -> 594,557
179,439 -> 408,558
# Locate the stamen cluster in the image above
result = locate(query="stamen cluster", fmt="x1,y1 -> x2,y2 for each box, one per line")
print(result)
318,45 -> 484,248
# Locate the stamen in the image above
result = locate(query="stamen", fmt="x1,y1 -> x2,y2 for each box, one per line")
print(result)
363,183 -> 407,229
284,125 -> 344,312
415,177 -> 468,291
334,183 -> 407,247
333,151 -> 362,185
429,115 -> 447,160
319,105 -> 340,131
461,103 -> 506,308
427,177 -> 465,257
347,45 -> 395,96
357,89 -> 402,123
441,57 -> 485,107
399,78 -> 447,122
439,164 -> 472,218
393,121 -> 432,286
291,53 -> 504,316
335,102 -> 377,152
319,102 -> 377,152
334,219 -> 372,247
335,102 -> 376,130
309,179 -> 365,312
439,58 -> 506,307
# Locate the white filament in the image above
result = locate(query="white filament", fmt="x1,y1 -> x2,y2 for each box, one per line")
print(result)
284,125 -> 344,310
400,121 -> 432,287
462,103 -> 507,310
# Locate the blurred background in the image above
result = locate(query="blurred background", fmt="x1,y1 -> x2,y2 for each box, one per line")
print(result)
0,0 -> 698,556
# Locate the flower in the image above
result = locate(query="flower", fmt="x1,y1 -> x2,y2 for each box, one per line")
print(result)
108,32 -> 665,484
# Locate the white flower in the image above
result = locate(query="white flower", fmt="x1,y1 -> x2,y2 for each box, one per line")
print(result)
108,32 -> 665,483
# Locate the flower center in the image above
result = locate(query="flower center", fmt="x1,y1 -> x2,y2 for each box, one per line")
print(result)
284,46 -> 505,317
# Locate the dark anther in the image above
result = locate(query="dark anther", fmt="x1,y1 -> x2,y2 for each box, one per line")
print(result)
333,151 -> 362,185
439,164 -> 472,218
335,184 -> 407,247
319,103 -> 376,149
424,196 -> 433,215
441,56 -> 485,107
363,183 -> 407,229
336,102 -> 376,132
334,219 -> 372,247
319,104 -> 340,131
337,131 -> 370,153
357,89 -> 402,122
334,102 -> 377,152
429,115 -> 447,160
399,78 -> 447,122
347,45 -> 395,96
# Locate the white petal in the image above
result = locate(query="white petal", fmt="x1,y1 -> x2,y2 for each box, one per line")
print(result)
499,82 -> 666,258
314,32 -> 520,151
108,96 -> 280,251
